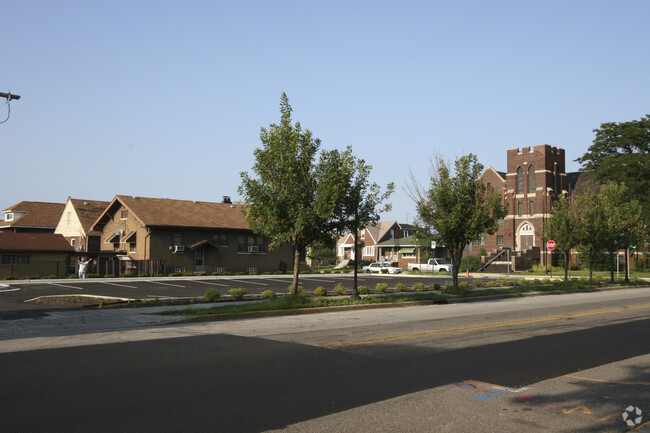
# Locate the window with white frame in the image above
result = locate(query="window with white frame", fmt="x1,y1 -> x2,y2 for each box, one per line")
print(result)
363,246 -> 374,257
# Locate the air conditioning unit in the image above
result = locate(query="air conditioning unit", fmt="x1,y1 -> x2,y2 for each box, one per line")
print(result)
174,245 -> 185,253
248,245 -> 259,253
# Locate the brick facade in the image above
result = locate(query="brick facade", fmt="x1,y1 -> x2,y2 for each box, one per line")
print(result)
477,144 -> 569,269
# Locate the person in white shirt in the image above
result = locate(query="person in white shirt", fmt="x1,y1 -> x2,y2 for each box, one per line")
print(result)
77,257 -> 92,279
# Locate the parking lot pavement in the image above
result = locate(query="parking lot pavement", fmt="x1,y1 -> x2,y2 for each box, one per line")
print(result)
267,353 -> 650,432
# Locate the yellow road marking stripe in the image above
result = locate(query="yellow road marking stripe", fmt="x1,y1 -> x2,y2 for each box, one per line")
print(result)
318,303 -> 650,348
566,375 -> 650,386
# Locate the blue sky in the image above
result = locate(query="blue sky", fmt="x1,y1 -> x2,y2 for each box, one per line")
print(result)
2,0 -> 649,222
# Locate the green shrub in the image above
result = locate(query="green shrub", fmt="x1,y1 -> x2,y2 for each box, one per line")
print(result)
138,273 -> 149,278
357,285 -> 370,294
445,281 -> 454,290
261,290 -> 277,300
229,288 -> 247,300
87,273 -> 99,278
68,274 -> 79,279
45,275 -> 57,279
412,282 -> 425,291
28,276 -> 41,280
518,278 -> 530,286
287,285 -> 304,295
395,283 -> 408,292
375,282 -> 388,293
460,254 -> 483,272
496,277 -> 508,286
153,273 -> 164,277
3,276 -> 17,280
334,283 -> 348,295
473,279 -> 484,288
104,274 -> 115,278
198,272 -> 207,276
313,286 -> 328,297
381,268 -> 389,274
204,288 -> 221,302
429,283 -> 441,290
486,280 -> 499,287
458,282 -> 470,290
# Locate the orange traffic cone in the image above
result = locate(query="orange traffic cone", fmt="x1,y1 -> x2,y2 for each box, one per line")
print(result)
466,269 -> 470,278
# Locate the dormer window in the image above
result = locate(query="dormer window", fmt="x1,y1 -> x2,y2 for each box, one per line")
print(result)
120,210 -> 128,220
5,213 -> 13,221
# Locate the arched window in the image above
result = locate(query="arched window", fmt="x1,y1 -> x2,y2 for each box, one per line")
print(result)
516,166 -> 524,194
528,165 -> 535,193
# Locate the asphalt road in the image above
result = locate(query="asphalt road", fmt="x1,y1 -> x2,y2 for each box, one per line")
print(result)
1,288 -> 649,432
0,273 -> 476,312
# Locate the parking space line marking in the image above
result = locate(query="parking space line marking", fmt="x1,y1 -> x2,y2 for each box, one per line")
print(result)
301,278 -> 337,283
144,280 -> 186,288
227,279 -> 268,286
47,283 -> 83,290
102,282 -> 139,289
192,280 -> 230,287
0,287 -> 20,293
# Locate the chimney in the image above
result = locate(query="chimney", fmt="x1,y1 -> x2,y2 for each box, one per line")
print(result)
222,196 -> 232,204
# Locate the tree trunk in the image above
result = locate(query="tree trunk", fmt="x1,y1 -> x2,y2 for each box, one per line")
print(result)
291,246 -> 301,295
563,251 -> 569,282
609,251 -> 615,283
588,250 -> 594,283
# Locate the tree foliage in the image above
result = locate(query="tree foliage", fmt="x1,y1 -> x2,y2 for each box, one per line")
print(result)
331,148 -> 394,296
239,93 -> 351,293
410,154 -> 507,290
546,182 -> 645,282
545,195 -> 581,282
575,114 -> 650,223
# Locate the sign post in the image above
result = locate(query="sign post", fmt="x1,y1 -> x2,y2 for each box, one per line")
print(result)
546,240 -> 556,278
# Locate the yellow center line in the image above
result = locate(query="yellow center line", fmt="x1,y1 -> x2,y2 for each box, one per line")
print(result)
318,303 -> 650,349
566,375 -> 650,386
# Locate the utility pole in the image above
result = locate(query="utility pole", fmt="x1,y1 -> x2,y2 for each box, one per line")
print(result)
0,92 -> 21,101
1,91 -> 21,124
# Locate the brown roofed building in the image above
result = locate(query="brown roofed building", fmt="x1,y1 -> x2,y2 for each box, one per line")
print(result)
0,232 -> 74,279
1,201 -> 66,233
337,221 -> 415,264
54,198 -> 111,253
90,195 -> 293,275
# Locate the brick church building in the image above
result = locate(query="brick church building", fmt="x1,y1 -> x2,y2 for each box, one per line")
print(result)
476,144 -> 587,271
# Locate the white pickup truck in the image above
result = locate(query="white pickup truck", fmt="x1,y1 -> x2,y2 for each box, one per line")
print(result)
407,258 -> 452,273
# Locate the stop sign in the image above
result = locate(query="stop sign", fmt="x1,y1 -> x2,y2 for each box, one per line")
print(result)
547,240 -> 556,251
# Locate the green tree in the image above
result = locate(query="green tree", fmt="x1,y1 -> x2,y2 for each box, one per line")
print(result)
239,93 -> 350,294
596,182 -> 645,283
332,148 -> 394,297
545,195 -> 581,282
573,185 -> 605,283
410,154 -> 507,291
575,114 -> 650,223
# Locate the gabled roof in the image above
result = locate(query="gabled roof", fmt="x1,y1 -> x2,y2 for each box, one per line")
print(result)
92,196 -> 250,231
69,199 -> 111,235
0,232 -> 75,252
375,234 -> 419,247
480,166 -> 507,182
0,201 -> 65,230
365,221 -> 398,244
